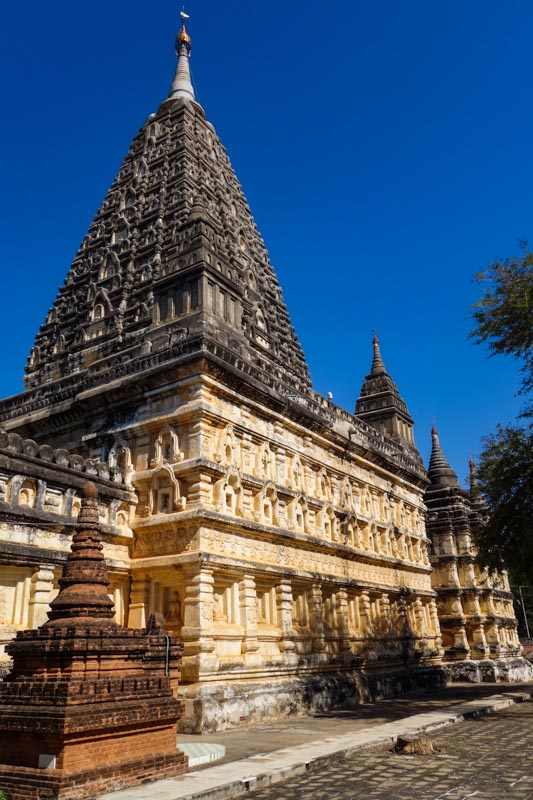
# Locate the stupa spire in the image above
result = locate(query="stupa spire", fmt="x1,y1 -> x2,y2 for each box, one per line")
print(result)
428,424 -> 459,487
371,331 -> 386,375
168,10 -> 195,102
355,334 -> 420,458
469,454 -> 483,502
44,482 -> 117,629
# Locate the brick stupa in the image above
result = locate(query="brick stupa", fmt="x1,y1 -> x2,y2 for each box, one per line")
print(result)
0,483 -> 188,800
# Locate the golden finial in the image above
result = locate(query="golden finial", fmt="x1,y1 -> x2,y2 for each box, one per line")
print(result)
176,8 -> 192,53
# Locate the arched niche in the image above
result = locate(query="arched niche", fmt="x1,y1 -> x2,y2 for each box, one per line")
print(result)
152,425 -> 184,467
256,442 -> 275,481
215,423 -> 237,465
288,494 -> 309,533
150,466 -> 184,515
254,482 -> 279,526
214,468 -> 243,517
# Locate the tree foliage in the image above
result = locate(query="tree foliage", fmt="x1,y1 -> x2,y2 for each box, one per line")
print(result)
475,423 -> 533,585
470,244 -> 533,414
470,244 -> 533,587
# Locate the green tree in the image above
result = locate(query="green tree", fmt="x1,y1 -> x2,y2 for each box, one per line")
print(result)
470,245 -> 533,586
470,244 -> 533,412
476,424 -> 533,584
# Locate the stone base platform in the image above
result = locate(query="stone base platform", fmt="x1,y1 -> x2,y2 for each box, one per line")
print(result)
442,656 -> 533,684
179,665 -> 448,733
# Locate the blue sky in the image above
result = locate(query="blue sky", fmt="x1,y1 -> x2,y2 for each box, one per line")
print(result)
1,0 -> 531,482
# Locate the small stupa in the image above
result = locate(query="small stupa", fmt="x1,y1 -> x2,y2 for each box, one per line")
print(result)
0,483 -> 188,799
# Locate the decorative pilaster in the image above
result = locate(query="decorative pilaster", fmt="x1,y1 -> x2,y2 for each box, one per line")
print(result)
379,592 -> 392,636
239,574 -> 261,667
470,622 -> 489,659
28,564 -> 55,629
128,574 -> 151,628
310,584 -> 326,655
336,588 -> 352,653
275,581 -> 297,666
429,597 -> 443,654
181,566 -> 218,681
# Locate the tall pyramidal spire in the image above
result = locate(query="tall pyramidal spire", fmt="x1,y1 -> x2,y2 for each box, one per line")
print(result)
355,334 -> 419,457
19,12 -> 311,405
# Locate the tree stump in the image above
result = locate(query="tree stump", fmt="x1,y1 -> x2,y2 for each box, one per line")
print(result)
395,733 -> 435,755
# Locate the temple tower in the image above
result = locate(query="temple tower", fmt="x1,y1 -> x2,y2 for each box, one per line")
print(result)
424,426 -> 522,679
355,335 -> 420,459
0,10 -> 529,733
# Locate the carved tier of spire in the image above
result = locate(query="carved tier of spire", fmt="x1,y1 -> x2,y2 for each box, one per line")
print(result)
355,334 -> 420,458
427,424 -> 459,488
22,13 -> 311,400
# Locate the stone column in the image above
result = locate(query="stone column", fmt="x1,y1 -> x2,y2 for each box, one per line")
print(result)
413,597 -> 425,634
454,624 -> 470,655
239,574 -> 261,667
379,592 -> 392,636
181,566 -> 218,681
310,584 -> 326,655
360,590 -> 373,638
275,581 -> 297,666
429,597 -> 444,655
445,559 -> 461,588
335,588 -> 352,653
412,597 -> 426,652
128,574 -> 151,628
470,623 -> 490,659
397,594 -> 411,657
28,565 -> 55,629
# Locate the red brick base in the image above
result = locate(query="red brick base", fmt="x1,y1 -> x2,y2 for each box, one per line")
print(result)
0,750 -> 188,800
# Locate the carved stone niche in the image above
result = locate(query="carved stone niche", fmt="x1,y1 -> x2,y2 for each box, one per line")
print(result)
214,469 -> 243,517
151,425 -> 184,468
215,423 -> 237,466
150,466 -> 185,515
287,495 -> 309,533
254,482 -> 279,526
108,439 -> 134,485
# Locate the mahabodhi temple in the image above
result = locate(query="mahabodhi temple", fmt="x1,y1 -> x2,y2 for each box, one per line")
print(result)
0,12 -> 530,735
